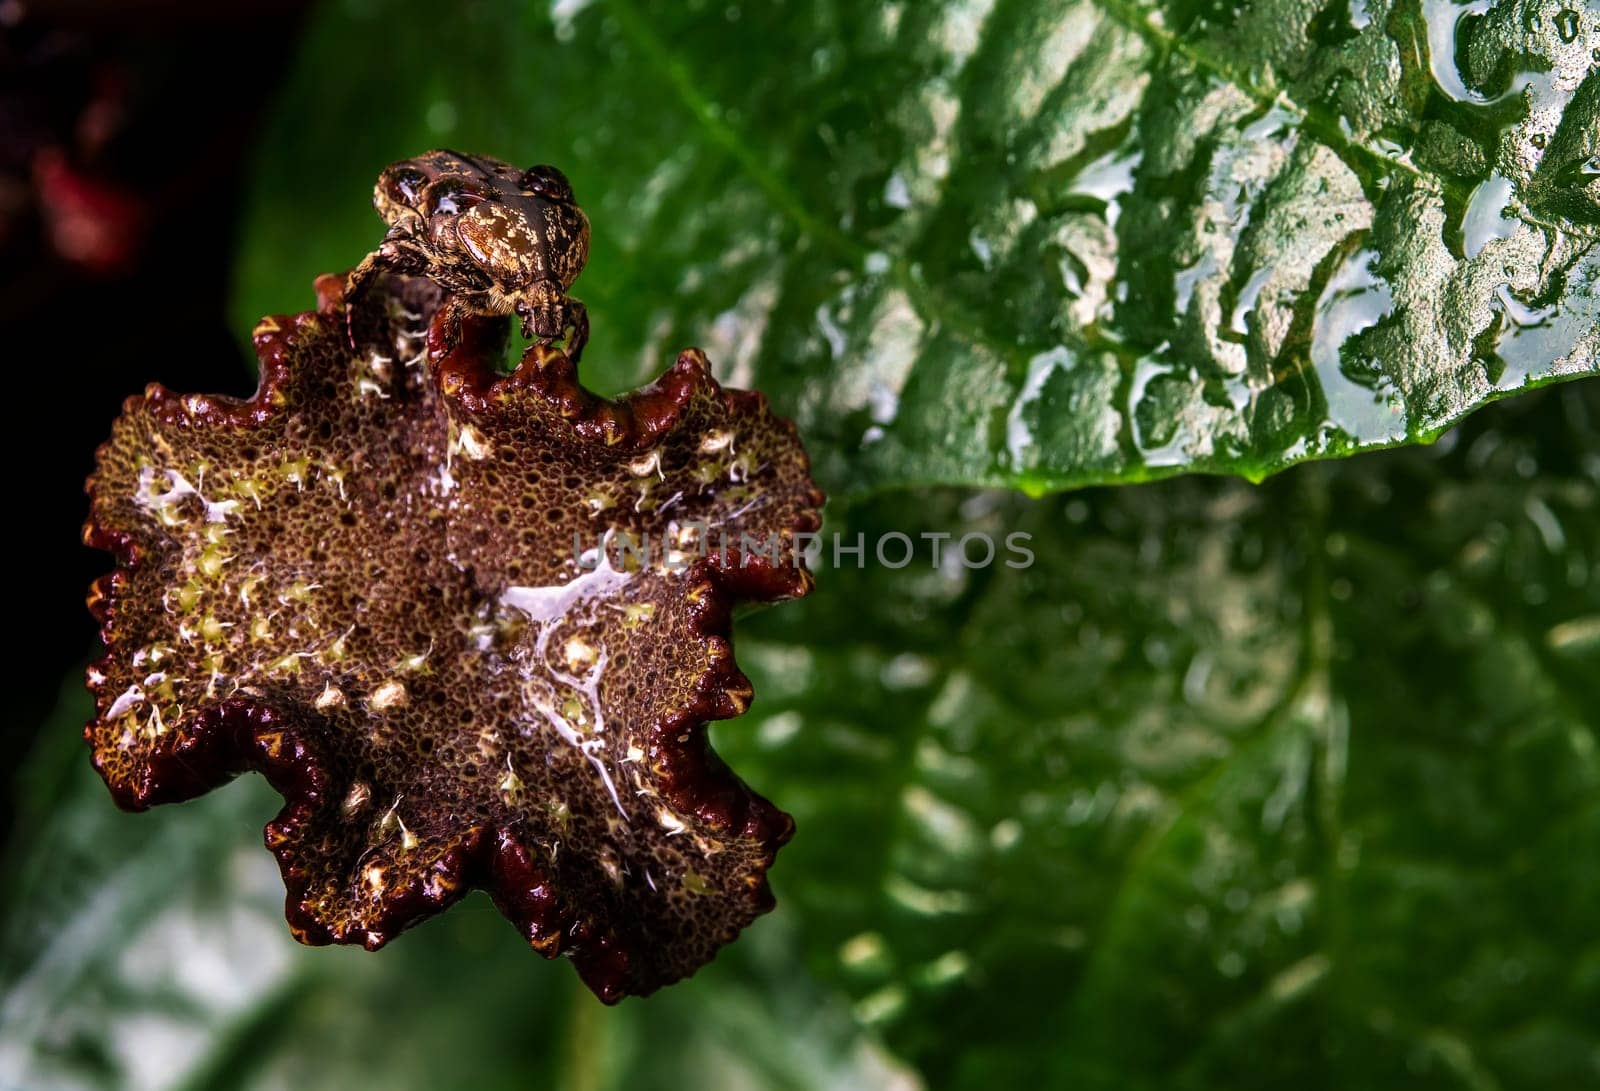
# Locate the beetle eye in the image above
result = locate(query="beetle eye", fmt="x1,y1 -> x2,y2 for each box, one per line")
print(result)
384,166 -> 430,206
425,181 -> 484,218
521,164 -> 574,202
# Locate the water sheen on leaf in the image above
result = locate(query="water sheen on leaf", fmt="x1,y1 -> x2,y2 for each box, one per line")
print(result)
237,0 -> 1599,498
84,272 -> 822,1001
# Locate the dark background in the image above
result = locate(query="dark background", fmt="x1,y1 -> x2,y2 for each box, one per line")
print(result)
0,1 -> 312,833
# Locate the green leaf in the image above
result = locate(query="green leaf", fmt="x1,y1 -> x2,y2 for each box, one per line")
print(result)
714,381 -> 1600,1087
236,0 -> 1598,498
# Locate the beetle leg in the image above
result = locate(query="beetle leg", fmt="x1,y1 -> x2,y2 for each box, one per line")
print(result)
343,251 -> 384,349
515,283 -> 566,347
563,299 -> 589,363
344,235 -> 431,348
437,295 -> 468,352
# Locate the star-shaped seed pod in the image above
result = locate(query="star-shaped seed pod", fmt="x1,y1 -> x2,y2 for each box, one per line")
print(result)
84,272 -> 823,1001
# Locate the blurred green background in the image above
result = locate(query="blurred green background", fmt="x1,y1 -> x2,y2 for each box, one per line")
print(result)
5,0 -> 1598,1088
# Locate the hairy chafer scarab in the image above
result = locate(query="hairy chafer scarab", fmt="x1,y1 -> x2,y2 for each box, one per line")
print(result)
347,149 -> 590,360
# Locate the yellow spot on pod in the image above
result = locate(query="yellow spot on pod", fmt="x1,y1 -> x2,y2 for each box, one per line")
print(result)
625,744 -> 645,763
369,680 -> 408,711
284,580 -> 318,604
279,457 -> 311,486
456,423 -> 492,460
324,464 -> 348,497
198,615 -> 228,644
563,637 -> 598,673
363,865 -> 385,894
560,694 -> 585,725
618,534 -> 648,568
682,870 -> 716,895
250,616 -> 274,642
232,479 -> 266,506
197,545 -> 229,579
395,645 -> 432,673
176,580 -> 205,612
203,523 -> 231,546
237,574 -> 266,608
657,809 -> 686,834
548,799 -> 572,828
699,430 -> 734,454
585,490 -> 615,514
627,450 -> 664,478
315,684 -> 346,710
621,602 -> 656,625
498,765 -> 523,796
267,652 -> 303,675
322,629 -> 353,663
397,818 -> 419,852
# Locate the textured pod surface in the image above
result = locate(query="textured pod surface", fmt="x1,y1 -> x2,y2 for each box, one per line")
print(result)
83,273 -> 823,1001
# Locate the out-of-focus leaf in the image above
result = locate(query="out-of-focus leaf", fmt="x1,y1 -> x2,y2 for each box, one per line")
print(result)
714,381 -> 1600,1088
237,0 -> 1598,498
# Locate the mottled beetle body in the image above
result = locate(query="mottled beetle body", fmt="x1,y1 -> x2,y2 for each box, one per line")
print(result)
348,150 -> 590,359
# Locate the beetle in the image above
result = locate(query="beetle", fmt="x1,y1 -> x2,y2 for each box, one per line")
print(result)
346,149 -> 590,360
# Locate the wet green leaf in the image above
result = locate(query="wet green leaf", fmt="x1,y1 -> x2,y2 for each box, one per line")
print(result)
715,381 -> 1600,1088
237,0 -> 1598,498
